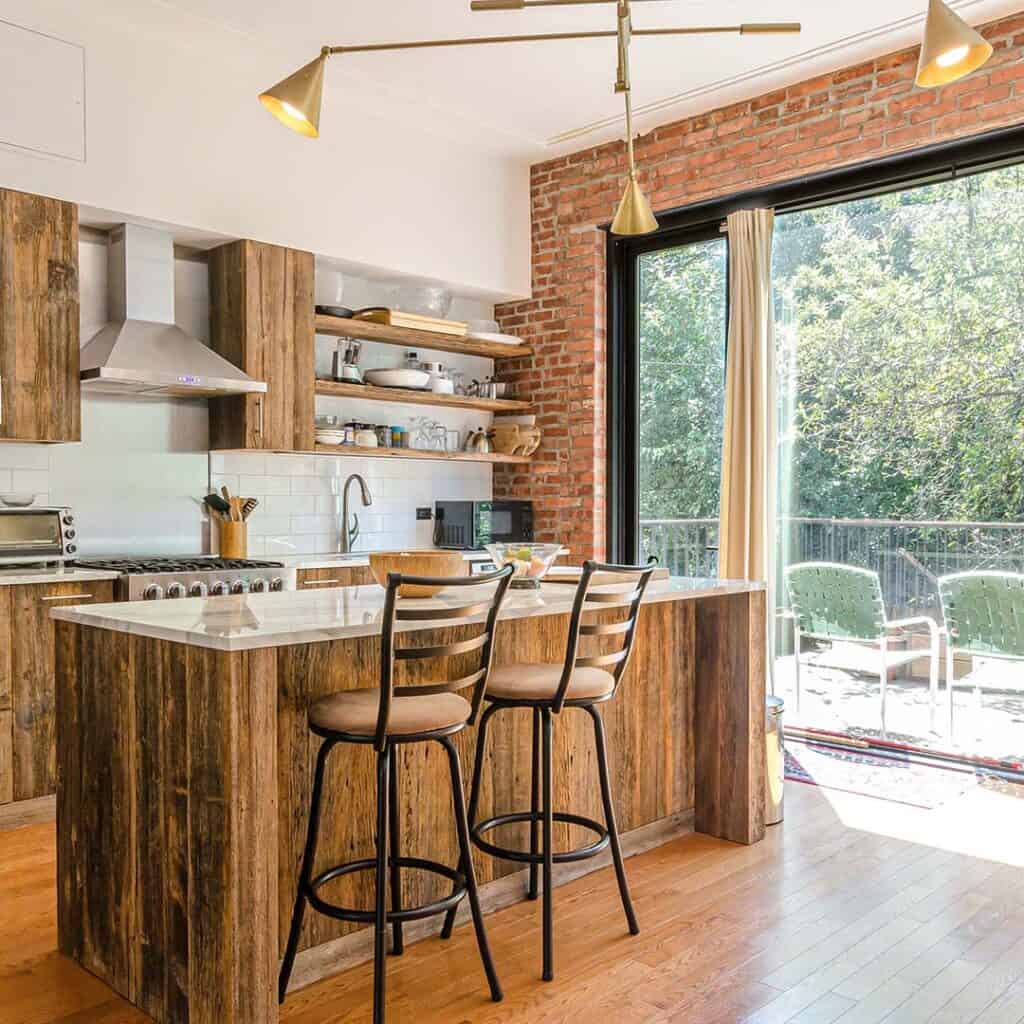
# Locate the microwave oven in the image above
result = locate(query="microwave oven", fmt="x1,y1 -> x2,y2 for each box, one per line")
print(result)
0,506 -> 78,565
433,501 -> 533,550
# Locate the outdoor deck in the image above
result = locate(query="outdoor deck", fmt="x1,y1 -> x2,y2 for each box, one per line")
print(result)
644,516 -> 1024,762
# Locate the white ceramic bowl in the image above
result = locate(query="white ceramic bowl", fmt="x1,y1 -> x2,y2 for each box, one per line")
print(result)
0,493 -> 36,507
364,368 -> 431,389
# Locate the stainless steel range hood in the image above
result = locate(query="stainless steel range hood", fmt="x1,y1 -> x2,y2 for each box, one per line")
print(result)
80,224 -> 267,398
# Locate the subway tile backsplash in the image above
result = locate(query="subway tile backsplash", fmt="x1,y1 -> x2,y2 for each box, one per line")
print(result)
210,452 -> 492,557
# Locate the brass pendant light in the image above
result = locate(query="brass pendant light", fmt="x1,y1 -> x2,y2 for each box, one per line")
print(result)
915,0 -> 992,88
257,3 -> 801,232
610,0 -> 658,235
259,49 -> 328,137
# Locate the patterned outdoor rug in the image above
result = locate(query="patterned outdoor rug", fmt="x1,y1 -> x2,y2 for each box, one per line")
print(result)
784,737 -> 989,809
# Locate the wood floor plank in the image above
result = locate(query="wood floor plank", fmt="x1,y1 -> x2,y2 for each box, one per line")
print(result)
2,781 -> 1024,1024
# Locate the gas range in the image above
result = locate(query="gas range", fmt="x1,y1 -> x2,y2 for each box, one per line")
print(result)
76,557 -> 297,602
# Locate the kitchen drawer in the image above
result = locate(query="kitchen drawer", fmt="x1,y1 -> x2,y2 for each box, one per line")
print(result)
297,566 -> 376,588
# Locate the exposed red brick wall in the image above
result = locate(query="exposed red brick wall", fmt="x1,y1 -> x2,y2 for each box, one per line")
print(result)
494,12 -> 1024,561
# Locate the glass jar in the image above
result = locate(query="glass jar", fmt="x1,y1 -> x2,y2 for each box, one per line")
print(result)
375,424 -> 392,448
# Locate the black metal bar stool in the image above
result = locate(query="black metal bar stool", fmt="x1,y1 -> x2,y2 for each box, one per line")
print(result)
447,558 -> 656,982
278,564 -> 514,1023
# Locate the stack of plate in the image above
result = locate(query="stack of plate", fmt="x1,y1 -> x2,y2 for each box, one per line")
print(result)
315,429 -> 347,446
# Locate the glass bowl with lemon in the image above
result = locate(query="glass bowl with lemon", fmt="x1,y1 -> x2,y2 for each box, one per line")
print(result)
484,542 -> 562,589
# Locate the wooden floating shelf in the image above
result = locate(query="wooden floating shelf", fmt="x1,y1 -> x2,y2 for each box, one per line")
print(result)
313,443 -> 531,465
315,314 -> 532,361
314,379 -> 530,413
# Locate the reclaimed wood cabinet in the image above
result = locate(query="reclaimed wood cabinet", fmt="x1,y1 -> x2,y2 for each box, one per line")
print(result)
0,579 -> 115,804
0,189 -> 80,442
296,565 -> 376,588
208,239 -> 315,452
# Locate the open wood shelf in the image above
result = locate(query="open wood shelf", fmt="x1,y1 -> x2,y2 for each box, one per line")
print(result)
314,379 -> 530,413
314,314 -> 532,360
313,443 -> 531,464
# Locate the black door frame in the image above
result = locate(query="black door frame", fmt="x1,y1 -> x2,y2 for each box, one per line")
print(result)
605,122 -> 1024,563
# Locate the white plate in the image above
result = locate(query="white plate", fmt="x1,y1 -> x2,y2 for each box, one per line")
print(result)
465,331 -> 521,346
364,368 -> 431,388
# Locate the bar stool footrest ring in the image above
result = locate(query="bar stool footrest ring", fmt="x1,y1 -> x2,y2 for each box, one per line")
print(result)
305,856 -> 465,924
471,810 -> 609,865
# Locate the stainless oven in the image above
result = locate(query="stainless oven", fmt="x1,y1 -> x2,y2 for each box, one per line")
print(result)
0,506 -> 78,565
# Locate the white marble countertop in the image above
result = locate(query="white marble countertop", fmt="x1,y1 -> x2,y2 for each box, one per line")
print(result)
0,566 -> 121,587
50,576 -> 764,652
280,549 -> 569,571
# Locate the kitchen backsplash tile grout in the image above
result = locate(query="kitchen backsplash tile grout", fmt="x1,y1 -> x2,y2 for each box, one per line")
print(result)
210,451 -> 491,557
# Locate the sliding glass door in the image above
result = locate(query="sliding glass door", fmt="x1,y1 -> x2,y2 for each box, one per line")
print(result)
774,164 -> 1024,754
634,234 -> 728,574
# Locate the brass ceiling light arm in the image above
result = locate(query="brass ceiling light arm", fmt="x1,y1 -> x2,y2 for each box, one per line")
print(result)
258,13 -> 801,234
322,23 -> 799,55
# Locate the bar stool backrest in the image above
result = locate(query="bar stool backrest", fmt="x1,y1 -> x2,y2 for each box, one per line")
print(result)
552,557 -> 657,713
374,564 -> 514,749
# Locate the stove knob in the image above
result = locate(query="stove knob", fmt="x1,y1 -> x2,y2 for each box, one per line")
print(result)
249,577 -> 268,593
230,579 -> 249,595
166,582 -> 186,599
189,582 -> 208,598
143,584 -> 164,601
209,581 -> 231,597
270,577 -> 284,592
64,528 -> 76,540
62,514 -> 74,526
66,543 -> 77,554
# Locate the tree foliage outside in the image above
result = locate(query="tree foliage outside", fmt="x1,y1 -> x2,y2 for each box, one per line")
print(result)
637,238 -> 727,521
638,164 -> 1024,529
776,164 -> 1024,523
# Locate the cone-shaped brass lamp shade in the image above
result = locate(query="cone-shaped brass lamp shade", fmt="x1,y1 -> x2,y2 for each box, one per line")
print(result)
611,176 -> 659,236
916,0 -> 992,88
259,53 -> 327,137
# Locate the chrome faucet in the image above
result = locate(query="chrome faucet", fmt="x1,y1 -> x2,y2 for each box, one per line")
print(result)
340,473 -> 372,554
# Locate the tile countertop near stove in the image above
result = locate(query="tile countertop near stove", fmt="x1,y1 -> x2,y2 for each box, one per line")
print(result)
49,576 -> 765,652
0,566 -> 121,586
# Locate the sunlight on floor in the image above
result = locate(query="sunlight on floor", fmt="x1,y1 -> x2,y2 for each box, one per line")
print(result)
802,774 -> 1024,867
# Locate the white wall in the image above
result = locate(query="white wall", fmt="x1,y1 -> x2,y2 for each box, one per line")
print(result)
0,0 -> 530,301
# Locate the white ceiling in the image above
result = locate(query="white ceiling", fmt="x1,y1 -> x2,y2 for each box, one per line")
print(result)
159,0 -> 1022,158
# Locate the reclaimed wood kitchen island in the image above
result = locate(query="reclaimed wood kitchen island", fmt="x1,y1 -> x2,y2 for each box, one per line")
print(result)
51,575 -> 765,1023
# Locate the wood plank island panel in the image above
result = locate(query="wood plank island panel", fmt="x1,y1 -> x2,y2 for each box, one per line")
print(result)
54,585 -> 764,1023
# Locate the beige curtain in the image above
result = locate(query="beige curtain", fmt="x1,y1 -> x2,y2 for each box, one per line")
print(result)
718,208 -> 776,586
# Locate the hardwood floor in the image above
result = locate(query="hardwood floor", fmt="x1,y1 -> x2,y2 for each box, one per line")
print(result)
1,780 -> 1023,1023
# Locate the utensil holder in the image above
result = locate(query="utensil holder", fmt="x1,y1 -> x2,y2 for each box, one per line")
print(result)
218,521 -> 247,559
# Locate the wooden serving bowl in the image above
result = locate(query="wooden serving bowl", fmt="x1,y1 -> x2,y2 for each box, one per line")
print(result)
368,550 -> 468,597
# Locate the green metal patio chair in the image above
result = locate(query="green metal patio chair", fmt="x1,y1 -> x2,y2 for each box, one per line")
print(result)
938,571 -> 1024,740
784,562 -> 941,733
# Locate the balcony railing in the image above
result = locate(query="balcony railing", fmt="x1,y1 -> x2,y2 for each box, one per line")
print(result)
640,516 -> 1024,620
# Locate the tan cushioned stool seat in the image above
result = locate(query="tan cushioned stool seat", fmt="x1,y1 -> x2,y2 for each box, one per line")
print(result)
310,688 -> 472,736
486,663 -> 615,702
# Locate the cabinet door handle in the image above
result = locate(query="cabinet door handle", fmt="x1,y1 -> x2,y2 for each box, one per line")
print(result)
41,593 -> 96,602
302,578 -> 342,585
256,396 -> 264,438
0,373 -> 4,426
